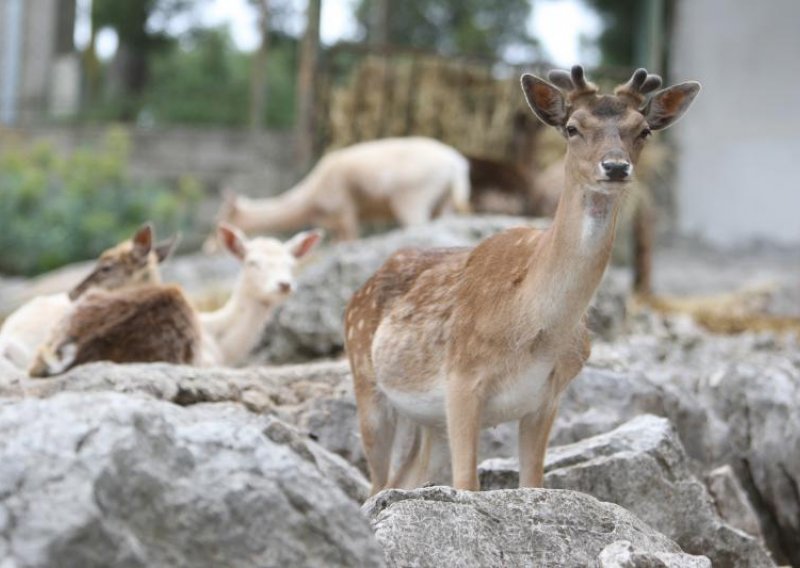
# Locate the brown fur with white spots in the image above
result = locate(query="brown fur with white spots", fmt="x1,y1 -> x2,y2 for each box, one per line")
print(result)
345,66 -> 700,494
205,137 -> 470,248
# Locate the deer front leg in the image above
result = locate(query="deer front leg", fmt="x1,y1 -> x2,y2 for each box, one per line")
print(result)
446,380 -> 483,491
518,402 -> 559,487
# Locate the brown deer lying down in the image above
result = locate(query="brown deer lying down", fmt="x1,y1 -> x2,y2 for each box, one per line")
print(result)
29,282 -> 201,377
344,66 -> 700,494
199,224 -> 323,366
0,224 -> 178,370
206,137 -> 471,247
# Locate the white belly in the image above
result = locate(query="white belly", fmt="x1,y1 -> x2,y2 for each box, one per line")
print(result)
381,359 -> 554,428
483,359 -> 553,426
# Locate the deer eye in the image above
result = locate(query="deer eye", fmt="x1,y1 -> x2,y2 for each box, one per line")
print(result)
566,125 -> 580,137
639,127 -> 652,140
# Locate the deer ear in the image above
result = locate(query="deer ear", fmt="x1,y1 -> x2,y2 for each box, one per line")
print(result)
132,223 -> 154,256
643,82 -> 701,131
521,74 -> 568,127
154,233 -> 181,263
218,223 -> 248,260
286,229 -> 323,259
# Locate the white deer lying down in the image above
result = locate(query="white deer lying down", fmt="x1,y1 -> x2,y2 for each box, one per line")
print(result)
207,137 -> 471,246
200,224 -> 322,366
0,224 -> 178,371
345,66 -> 700,494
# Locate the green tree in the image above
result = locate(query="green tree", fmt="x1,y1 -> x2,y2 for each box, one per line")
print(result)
582,0 -> 671,70
90,0 -> 206,116
142,27 -> 298,128
356,0 -> 536,59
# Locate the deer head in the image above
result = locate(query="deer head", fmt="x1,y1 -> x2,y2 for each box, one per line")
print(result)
521,65 -> 700,189
68,223 -> 179,301
217,223 -> 323,303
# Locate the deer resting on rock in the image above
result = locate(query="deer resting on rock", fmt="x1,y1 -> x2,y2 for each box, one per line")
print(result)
207,137 -> 470,246
344,66 -> 700,494
200,224 -> 322,366
0,224 -> 178,371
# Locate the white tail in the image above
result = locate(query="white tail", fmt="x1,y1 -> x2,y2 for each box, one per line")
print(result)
345,66 -> 700,494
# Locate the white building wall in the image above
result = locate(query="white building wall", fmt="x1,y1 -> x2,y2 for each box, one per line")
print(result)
670,0 -> 800,245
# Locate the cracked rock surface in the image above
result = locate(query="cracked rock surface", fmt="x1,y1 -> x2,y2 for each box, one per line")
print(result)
363,486 -> 709,568
479,415 -> 774,568
0,392 -> 382,568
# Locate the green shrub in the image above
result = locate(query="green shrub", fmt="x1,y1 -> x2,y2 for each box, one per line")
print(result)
0,127 -> 201,276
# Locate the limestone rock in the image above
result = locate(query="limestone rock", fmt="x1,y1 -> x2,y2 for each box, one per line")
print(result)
0,392 -> 383,567
596,540 -> 711,568
479,415 -> 774,568
705,465 -> 764,540
363,486 -> 693,568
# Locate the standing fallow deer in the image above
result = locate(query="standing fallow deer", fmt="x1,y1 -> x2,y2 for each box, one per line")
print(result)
199,224 -> 323,366
205,137 -> 470,248
0,224 -> 178,371
344,66 -> 700,494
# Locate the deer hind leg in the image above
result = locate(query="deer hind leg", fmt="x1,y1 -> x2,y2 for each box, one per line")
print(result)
390,184 -> 443,227
354,380 -> 397,495
446,380 -> 483,491
518,402 -> 559,488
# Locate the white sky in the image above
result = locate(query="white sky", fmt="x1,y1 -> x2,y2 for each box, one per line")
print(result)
81,0 -> 602,68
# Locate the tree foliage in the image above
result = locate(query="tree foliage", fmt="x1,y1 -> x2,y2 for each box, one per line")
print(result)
582,0 -> 639,67
356,0 -> 536,59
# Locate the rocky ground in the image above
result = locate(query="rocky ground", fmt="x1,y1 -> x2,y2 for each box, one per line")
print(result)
1,216 -> 798,567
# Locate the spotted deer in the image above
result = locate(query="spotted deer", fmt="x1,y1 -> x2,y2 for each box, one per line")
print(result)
344,66 -> 700,494
204,137 -> 470,249
199,224 -> 323,366
0,224 -> 178,370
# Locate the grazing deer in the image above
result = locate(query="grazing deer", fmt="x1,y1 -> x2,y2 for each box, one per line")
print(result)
0,224 -> 178,370
345,66 -> 700,494
199,224 -> 323,366
205,137 -> 470,248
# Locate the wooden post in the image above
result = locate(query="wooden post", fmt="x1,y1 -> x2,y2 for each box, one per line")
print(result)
295,0 -> 322,171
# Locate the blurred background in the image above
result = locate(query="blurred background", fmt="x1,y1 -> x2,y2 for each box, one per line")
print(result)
0,0 -> 798,279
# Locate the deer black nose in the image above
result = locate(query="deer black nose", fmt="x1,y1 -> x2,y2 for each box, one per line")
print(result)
278,282 -> 292,294
601,160 -> 631,181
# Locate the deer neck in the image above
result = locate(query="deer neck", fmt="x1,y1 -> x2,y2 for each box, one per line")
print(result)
233,182 -> 315,234
200,278 -> 278,365
523,164 -> 625,333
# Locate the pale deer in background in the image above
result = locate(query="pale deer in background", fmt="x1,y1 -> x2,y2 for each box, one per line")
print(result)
0,224 -> 178,371
344,66 -> 700,494
200,224 -> 322,366
205,137 -> 470,248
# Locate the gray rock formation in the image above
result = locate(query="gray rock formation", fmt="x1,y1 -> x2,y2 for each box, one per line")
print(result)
0,392 -> 383,567
363,486 -> 707,568
479,415 -> 774,568
596,540 -> 711,568
705,465 -> 764,540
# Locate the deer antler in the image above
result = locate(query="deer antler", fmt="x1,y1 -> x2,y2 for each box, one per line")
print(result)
547,65 -> 599,103
614,68 -> 663,108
